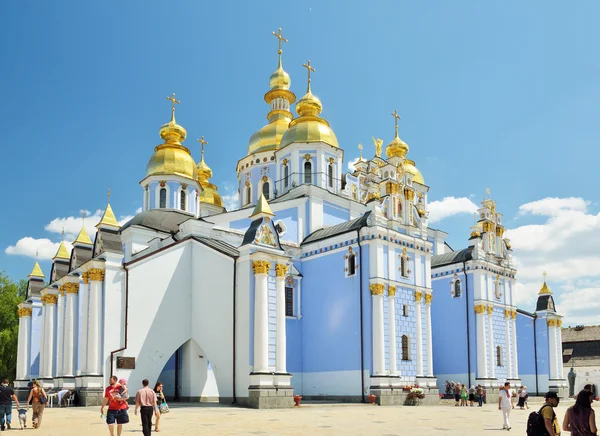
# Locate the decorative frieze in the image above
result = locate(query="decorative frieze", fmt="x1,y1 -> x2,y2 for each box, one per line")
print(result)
388,286 -> 396,297
474,304 -> 486,314
275,264 -> 288,277
64,282 -> 80,294
547,319 -> 557,327
17,307 -> 32,318
369,283 -> 385,296
252,260 -> 271,275
42,294 -> 58,305
87,268 -> 105,282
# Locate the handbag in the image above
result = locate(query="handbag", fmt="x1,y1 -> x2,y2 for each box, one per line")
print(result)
159,402 -> 170,414
38,390 -> 47,405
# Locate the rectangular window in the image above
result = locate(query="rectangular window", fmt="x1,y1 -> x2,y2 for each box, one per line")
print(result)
285,287 -> 294,317
403,304 -> 409,317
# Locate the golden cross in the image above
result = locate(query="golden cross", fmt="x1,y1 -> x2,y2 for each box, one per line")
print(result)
197,136 -> 208,159
166,93 -> 180,114
391,109 -> 401,136
486,187 -> 491,198
543,270 -> 547,281
302,60 -> 316,90
62,227 -> 65,238
36,249 -> 39,258
108,188 -> 111,203
358,143 -> 363,161
272,28 -> 288,55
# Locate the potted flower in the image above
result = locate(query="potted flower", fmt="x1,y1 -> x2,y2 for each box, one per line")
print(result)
402,385 -> 412,392
405,387 -> 425,406
293,395 -> 302,406
368,393 -> 377,404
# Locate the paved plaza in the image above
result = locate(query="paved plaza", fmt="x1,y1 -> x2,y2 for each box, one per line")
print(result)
15,399 -> 580,436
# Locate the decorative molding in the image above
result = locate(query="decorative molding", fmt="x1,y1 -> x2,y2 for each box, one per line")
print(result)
487,305 -> 494,315
557,319 -> 562,327
282,158 -> 288,166
474,304 -> 486,314
59,285 -> 65,296
88,268 -> 105,282
414,291 -> 422,302
303,153 -> 312,161
18,308 -> 32,318
44,294 -> 58,305
504,309 -> 511,319
388,286 -> 396,297
82,272 -> 89,284
275,264 -> 288,277
369,283 -> 385,296
252,260 -> 271,275
511,310 -> 517,320
181,183 -> 188,190
547,319 -> 558,327
328,157 -> 335,164
425,293 -> 432,304
64,282 -> 79,294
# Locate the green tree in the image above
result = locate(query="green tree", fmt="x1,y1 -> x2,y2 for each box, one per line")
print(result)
0,271 -> 26,381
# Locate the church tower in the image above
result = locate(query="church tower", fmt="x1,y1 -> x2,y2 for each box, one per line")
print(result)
237,29 -> 296,209
196,137 -> 225,216
141,94 -> 200,215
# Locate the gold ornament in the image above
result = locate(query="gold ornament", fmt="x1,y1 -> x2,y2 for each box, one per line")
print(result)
414,291 -> 422,302
64,282 -> 80,294
59,285 -> 65,296
82,272 -> 89,284
88,268 -> 105,282
425,294 -> 433,304
275,264 -> 288,277
474,304 -> 486,314
369,283 -> 385,295
487,306 -> 494,315
504,309 -> 511,319
45,294 -> 58,305
547,319 -> 557,327
18,308 -> 32,317
557,319 -> 562,327
252,260 -> 271,275
388,286 -> 396,297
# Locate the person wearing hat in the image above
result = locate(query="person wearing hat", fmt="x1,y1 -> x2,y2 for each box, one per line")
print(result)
541,391 -> 560,436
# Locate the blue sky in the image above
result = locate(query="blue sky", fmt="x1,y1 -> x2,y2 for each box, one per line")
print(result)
1,1 -> 599,323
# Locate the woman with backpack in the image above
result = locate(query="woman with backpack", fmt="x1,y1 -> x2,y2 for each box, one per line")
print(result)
562,389 -> 597,436
26,380 -> 46,429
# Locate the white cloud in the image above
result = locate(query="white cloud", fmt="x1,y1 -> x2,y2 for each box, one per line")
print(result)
6,207 -> 136,260
518,197 -> 589,217
221,182 -> 240,211
347,158 -> 359,172
505,196 -> 600,325
427,196 -> 478,224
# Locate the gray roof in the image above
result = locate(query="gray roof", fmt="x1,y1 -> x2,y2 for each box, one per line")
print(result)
431,247 -> 473,268
50,261 -> 69,283
120,209 -> 194,234
94,228 -> 122,256
562,325 -> 600,343
192,237 -> 239,258
70,245 -> 93,272
302,212 -> 371,245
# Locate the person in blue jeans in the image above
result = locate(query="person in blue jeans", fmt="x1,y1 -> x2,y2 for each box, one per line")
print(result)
0,379 -> 21,431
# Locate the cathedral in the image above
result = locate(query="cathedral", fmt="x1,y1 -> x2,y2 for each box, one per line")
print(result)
14,29 -> 567,407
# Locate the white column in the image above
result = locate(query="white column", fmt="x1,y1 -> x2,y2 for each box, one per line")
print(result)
415,291 -> 423,376
548,320 -> 558,380
556,320 -> 563,378
488,306 -> 495,379
370,284 -> 385,375
79,274 -> 90,375
38,301 -> 47,379
475,305 -> 488,378
16,307 -> 32,380
55,289 -> 65,377
388,287 -> 398,375
43,294 -> 57,378
505,310 -> 513,379
275,264 -> 287,374
425,293 -> 434,376
511,311 -> 519,378
252,261 -> 270,373
63,282 -> 79,377
87,269 -> 104,375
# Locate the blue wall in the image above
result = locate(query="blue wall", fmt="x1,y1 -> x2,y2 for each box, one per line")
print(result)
323,202 -> 349,227
516,313 -> 539,393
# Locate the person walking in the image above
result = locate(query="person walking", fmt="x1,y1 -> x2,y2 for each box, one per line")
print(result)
26,380 -> 46,429
517,386 -> 528,410
476,385 -> 484,407
562,389 -> 596,436
0,379 -> 21,431
536,391 -> 561,436
154,381 -> 167,432
498,382 -> 514,431
134,379 -> 159,436
100,376 -> 129,436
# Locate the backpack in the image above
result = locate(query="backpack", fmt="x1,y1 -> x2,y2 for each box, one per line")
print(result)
526,404 -> 553,436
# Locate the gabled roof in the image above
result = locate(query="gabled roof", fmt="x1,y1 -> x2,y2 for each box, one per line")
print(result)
562,325 -> 600,343
431,246 -> 473,268
302,211 -> 371,245
120,209 -> 194,234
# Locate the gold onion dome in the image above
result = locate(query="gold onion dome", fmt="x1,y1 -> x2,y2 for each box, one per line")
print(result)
269,57 -> 291,91
279,61 -> 339,149
146,95 -> 198,181
404,159 -> 425,185
196,140 -> 223,207
386,132 -> 409,159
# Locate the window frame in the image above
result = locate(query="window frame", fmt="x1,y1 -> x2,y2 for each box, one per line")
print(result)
180,189 -> 187,211
159,187 -> 167,209
304,161 -> 312,184
401,335 -> 411,361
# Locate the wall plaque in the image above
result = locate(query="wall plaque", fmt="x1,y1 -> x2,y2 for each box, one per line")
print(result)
116,357 -> 135,369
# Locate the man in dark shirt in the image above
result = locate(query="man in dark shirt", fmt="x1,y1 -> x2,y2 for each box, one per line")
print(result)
0,379 -> 21,431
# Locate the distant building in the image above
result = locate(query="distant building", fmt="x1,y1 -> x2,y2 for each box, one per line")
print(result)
562,325 -> 600,393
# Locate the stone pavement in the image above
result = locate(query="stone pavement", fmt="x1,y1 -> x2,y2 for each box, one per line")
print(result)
22,400 -> 578,436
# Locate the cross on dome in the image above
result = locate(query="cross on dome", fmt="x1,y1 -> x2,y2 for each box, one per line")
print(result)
197,136 -> 208,159
302,60 -> 316,92
272,28 -> 288,55
166,93 -> 180,115
391,109 -> 401,136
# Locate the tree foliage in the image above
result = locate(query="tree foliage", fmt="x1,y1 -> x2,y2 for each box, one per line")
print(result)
0,271 -> 26,381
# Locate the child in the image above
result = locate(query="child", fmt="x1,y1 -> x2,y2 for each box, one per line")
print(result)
18,408 -> 27,430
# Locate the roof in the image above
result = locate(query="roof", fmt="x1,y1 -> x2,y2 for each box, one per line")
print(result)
192,237 -> 239,258
95,228 -> 122,254
535,294 -> 556,312
120,209 -> 194,234
242,218 -> 263,246
302,211 -> 371,245
431,246 -> 473,268
562,325 -> 600,343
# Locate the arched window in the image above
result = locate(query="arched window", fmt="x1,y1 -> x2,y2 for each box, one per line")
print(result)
284,165 -> 289,188
402,335 -> 410,360
454,280 -> 462,298
180,189 -> 186,211
496,346 -> 503,367
159,188 -> 167,208
328,164 -> 334,188
245,186 -> 251,206
304,161 -> 312,184
397,199 -> 403,217
347,253 -> 356,276
262,181 -> 270,200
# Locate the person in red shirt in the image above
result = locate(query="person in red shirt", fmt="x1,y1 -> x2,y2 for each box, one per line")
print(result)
100,376 -> 129,436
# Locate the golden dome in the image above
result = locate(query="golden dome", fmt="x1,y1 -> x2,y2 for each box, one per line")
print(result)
539,281 -> 551,294
247,111 -> 293,155
386,130 -> 409,159
197,157 -> 213,182
199,182 -> 223,207
404,159 -> 425,185
146,111 -> 197,181
279,86 -> 339,149
270,57 -> 291,91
